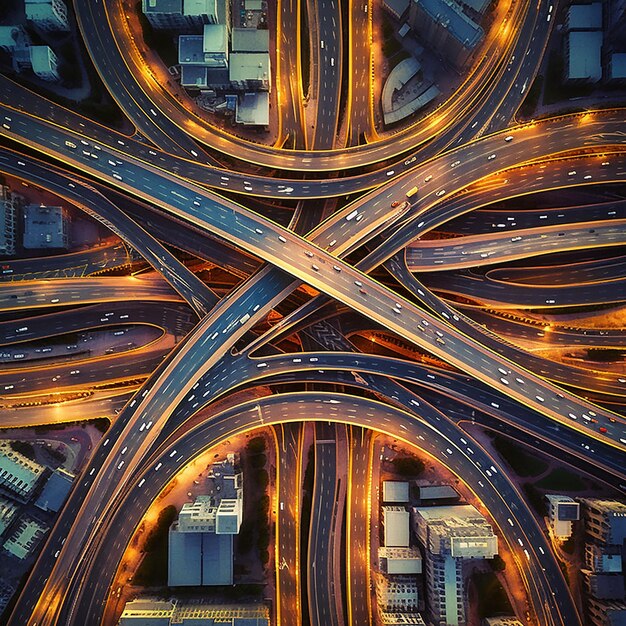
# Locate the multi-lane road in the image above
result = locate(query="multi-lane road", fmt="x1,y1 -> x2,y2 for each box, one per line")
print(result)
1,3 -> 625,626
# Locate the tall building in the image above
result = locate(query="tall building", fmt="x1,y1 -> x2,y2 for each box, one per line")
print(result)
30,46 -> 60,82
25,0 -> 70,32
118,598 -> 270,625
168,454 -> 242,586
587,599 -> 626,626
0,186 -> 19,256
412,505 -> 498,626
580,499 -> 626,545
0,442 -> 45,500
546,495 -> 580,539
376,575 -> 421,612
407,0 -> 484,69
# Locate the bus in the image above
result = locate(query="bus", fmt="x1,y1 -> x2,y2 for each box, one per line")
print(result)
406,186 -> 419,198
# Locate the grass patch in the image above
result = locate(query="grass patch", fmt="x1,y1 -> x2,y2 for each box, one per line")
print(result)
471,571 -> 512,618
535,468 -> 586,492
492,435 -> 548,478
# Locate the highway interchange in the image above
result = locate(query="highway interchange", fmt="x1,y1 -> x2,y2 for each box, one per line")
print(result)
0,1 -> 625,626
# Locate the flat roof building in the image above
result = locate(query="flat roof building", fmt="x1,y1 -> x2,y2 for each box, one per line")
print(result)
23,204 -> 69,249
168,456 -> 242,586
30,45 -> 60,81
2,517 -> 47,560
231,28 -> 269,52
0,442 -> 45,499
168,528 -> 233,585
413,505 -> 498,626
25,0 -> 70,32
203,24 -> 228,67
565,31 -> 603,82
229,52 -> 271,90
35,468 -> 74,513
118,598 -> 270,625
413,505 -> 498,559
383,481 -> 410,503
546,494 -> 580,539
235,92 -> 269,126
379,546 -> 423,574
566,2 -> 603,30
383,506 -> 411,547
416,483 -> 460,504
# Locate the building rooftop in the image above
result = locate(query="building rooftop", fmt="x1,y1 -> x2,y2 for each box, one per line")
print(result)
29,46 -> 56,73
35,468 -> 74,513
413,504 -> 498,558
567,2 -> 603,29
0,441 -> 45,497
179,35 -> 205,64
235,92 -> 269,126
119,599 -> 269,625
23,204 -> 68,249
231,28 -> 270,52
417,483 -> 460,501
566,31 -> 603,81
383,481 -> 409,503
383,506 -> 410,547
2,517 -> 47,560
379,546 -> 423,574
143,0 -> 182,13
229,52 -> 270,83
203,23 -> 228,53
180,65 -> 208,87
183,0 -> 216,15
412,0 -> 483,48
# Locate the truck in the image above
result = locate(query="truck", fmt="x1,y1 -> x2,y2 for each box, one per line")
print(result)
406,186 -> 419,198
